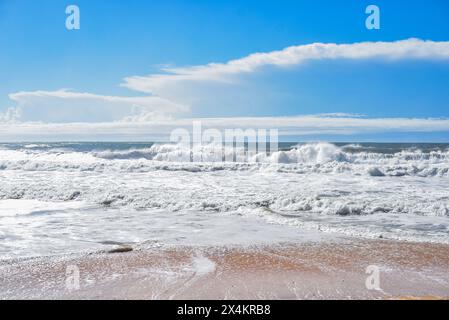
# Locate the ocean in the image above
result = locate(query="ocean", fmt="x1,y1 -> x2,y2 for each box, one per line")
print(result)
0,142 -> 448,259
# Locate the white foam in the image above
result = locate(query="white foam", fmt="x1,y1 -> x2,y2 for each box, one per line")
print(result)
191,255 -> 216,276
0,199 -> 87,217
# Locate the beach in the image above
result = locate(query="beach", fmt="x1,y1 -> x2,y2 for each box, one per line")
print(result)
2,239 -> 449,300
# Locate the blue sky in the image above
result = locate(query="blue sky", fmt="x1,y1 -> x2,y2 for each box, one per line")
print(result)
1,0 -> 449,141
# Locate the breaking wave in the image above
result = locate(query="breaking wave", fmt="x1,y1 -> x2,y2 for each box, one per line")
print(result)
0,142 -> 448,177
0,142 -> 448,217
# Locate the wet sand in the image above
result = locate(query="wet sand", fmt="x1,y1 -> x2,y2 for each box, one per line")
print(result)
1,239 -> 449,299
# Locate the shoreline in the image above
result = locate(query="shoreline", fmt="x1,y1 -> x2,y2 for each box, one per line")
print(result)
1,239 -> 449,300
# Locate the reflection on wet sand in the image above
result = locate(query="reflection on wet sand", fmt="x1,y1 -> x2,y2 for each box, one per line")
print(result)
1,239 -> 449,300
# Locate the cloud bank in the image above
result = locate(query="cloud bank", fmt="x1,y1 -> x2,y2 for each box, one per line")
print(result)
1,114 -> 449,142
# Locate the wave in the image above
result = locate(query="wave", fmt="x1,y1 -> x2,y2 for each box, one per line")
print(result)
0,181 -> 447,217
1,142 -> 448,252
93,148 -> 155,160
90,142 -> 348,163
0,142 -> 448,177
0,142 -> 447,217
93,142 -> 449,164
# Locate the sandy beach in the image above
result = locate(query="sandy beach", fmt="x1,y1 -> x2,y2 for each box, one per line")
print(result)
1,239 -> 449,300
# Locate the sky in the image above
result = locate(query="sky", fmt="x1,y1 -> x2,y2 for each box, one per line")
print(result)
1,0 -> 449,141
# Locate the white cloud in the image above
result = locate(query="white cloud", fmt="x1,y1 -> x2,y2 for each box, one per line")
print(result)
0,107 -> 21,123
1,114 -> 449,141
8,89 -> 189,123
122,38 -> 449,93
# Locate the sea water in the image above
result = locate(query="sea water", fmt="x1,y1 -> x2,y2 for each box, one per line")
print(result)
0,142 -> 448,259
